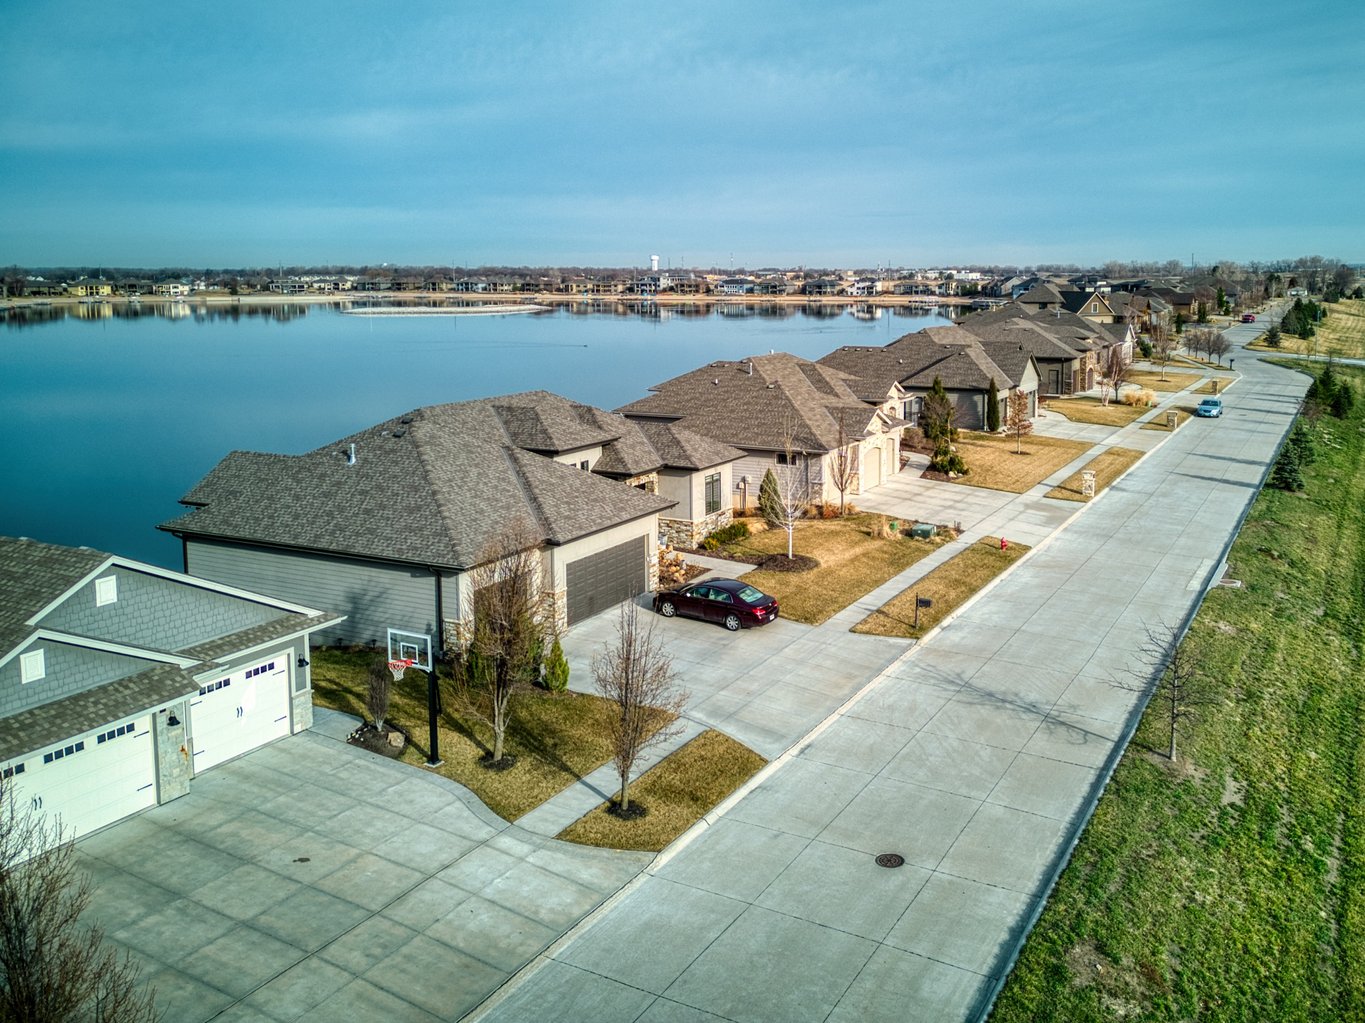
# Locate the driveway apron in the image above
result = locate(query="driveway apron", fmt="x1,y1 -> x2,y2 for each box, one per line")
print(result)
477,341 -> 1304,1022
74,725 -> 650,1023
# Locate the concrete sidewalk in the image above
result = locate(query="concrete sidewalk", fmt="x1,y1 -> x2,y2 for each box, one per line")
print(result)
475,342 -> 1302,1021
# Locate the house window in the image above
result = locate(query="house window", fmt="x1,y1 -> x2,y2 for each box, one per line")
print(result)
95,575 -> 118,606
20,649 -> 45,684
776,452 -> 791,465
579,460 -> 590,471
704,473 -> 721,515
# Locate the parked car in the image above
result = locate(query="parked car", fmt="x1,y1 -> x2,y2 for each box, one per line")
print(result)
1196,397 -> 1224,418
1241,313 -> 1257,323
653,577 -> 779,631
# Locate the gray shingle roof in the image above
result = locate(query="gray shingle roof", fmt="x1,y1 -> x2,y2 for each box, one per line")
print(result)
0,538 -> 108,650
164,392 -> 678,570
0,661 -> 197,763
818,326 -> 1027,396
617,353 -> 884,453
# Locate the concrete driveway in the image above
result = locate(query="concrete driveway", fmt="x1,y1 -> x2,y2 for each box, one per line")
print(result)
75,725 -> 649,1023
562,595 -> 911,760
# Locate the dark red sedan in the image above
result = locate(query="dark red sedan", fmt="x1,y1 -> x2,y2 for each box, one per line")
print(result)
653,578 -> 779,631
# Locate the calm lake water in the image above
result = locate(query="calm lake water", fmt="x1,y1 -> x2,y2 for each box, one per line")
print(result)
0,301 -> 953,567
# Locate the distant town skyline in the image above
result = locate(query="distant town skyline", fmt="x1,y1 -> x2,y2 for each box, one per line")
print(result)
3,1 -> 1362,268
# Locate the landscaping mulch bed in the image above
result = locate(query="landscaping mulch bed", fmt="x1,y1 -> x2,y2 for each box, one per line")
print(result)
757,553 -> 819,573
348,722 -> 407,759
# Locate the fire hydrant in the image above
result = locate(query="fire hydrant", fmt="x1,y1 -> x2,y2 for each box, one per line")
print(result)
1000,537 -> 1009,551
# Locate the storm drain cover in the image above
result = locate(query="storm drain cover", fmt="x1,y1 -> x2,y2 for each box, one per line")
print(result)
875,853 -> 906,868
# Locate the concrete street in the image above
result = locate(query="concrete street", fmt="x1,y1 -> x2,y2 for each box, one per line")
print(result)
476,321 -> 1303,1022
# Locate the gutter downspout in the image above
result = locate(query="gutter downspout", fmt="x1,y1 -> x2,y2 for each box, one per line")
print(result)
425,568 -> 444,767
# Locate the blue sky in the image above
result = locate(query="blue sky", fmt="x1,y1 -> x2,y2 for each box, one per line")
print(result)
3,1 -> 1362,269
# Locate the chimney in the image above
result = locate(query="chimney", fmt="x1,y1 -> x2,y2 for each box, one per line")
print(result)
347,443 -> 356,465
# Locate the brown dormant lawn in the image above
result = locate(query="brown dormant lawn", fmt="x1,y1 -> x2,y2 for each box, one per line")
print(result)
1194,377 -> 1235,395
951,432 -> 1092,492
1126,369 -> 1203,392
1046,446 -> 1144,502
557,730 -> 766,852
725,513 -> 949,625
1042,397 -> 1145,427
311,647 -> 666,823
1140,408 -> 1192,432
854,536 -> 1029,639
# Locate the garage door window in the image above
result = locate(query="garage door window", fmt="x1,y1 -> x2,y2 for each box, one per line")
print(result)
43,741 -> 85,764
199,678 -> 231,696
1,763 -> 24,780
96,723 -> 136,744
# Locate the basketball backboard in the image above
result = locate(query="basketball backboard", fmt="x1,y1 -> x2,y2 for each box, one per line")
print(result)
386,628 -> 433,671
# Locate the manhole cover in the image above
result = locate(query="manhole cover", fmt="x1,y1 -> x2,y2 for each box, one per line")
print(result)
875,853 -> 905,868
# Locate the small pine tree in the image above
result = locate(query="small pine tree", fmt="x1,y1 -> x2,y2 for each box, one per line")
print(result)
1287,420 -> 1316,465
759,468 -> 783,528
543,635 -> 569,692
1331,379 -> 1354,418
1264,323 -> 1281,348
986,378 -> 1001,432
1174,312 -> 1186,335
1269,443 -> 1304,492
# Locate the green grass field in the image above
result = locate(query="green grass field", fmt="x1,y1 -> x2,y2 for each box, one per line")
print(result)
992,362 -> 1365,1022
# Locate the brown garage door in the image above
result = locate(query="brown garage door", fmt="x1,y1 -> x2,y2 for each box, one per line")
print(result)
566,536 -> 648,626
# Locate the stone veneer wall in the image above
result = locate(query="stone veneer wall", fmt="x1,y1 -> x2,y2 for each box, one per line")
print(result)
659,509 -> 733,549
152,701 -> 191,803
290,686 -> 313,732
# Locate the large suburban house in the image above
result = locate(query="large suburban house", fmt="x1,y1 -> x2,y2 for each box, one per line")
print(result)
161,391 -> 741,645
0,536 -> 341,846
617,352 -> 905,510
959,304 -> 1131,397
820,326 -> 1040,432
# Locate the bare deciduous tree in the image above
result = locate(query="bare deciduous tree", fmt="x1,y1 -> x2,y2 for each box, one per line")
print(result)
1006,390 -> 1033,454
592,603 -> 688,813
1150,321 -> 1178,381
0,784 -> 159,1022
1117,623 -> 1220,762
366,658 -> 392,731
1105,344 -> 1131,403
773,417 -> 810,558
1206,331 -> 1232,366
1186,327 -> 1218,363
458,522 -> 548,766
826,413 -> 857,516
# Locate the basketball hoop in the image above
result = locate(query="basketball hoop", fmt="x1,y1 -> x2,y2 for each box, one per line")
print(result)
387,658 -> 414,682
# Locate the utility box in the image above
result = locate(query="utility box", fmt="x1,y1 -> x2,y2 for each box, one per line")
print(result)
910,522 -> 936,539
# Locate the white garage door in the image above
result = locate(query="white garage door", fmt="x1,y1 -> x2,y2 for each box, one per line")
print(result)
3,717 -> 156,842
190,651 -> 292,772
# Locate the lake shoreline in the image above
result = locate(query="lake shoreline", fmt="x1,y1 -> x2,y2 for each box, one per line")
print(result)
4,291 -> 975,311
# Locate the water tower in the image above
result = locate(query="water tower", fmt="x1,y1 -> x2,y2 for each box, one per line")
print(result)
650,254 -> 660,272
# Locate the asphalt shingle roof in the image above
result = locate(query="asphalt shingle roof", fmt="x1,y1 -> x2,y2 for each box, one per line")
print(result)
0,538 -> 107,650
0,661 -> 197,763
617,353 -> 884,453
818,326 -> 1029,396
163,391 -> 691,570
